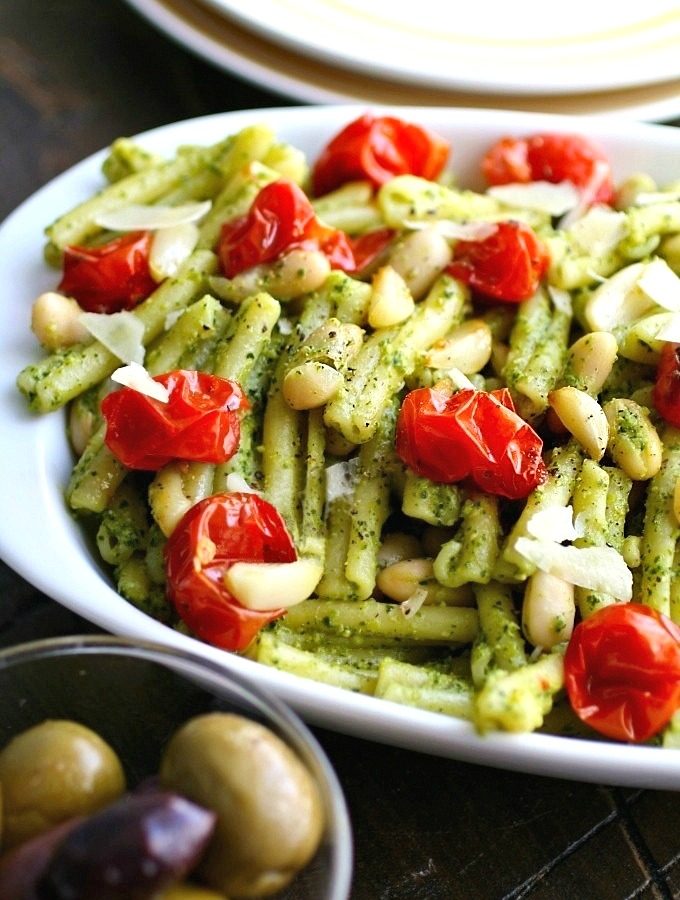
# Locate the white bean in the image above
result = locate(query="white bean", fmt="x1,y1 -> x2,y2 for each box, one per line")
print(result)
367,266 -> 415,329
388,227 -> 452,300
522,571 -> 575,649
425,319 -> 492,374
548,387 -> 609,461
31,291 -> 89,349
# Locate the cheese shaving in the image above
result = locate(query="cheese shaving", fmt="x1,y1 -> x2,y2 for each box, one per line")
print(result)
94,200 -> 211,231
445,368 -> 475,391
566,205 -> 627,257
404,219 -> 497,242
277,317 -> 294,335
487,180 -> 579,216
635,189 -> 680,206
111,362 -> 169,403
637,258 -> 680,312
325,458 -> 360,505
548,286 -> 572,317
79,311 -> 145,365
525,505 -> 580,544
559,160 -> 611,229
400,586 -> 428,618
149,222 -> 199,280
648,311 -> 680,343
514,537 -> 632,601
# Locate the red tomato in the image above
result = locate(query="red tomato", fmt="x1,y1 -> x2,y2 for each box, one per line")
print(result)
312,114 -> 450,196
165,492 -> 296,651
58,231 -> 157,313
101,370 -> 246,470
346,228 -> 395,273
564,603 -> 680,743
395,385 -> 547,500
653,342 -> 680,428
482,132 -> 614,205
217,180 -> 355,278
447,221 -> 549,302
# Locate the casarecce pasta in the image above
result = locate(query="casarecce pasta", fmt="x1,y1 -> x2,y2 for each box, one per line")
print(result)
16,115 -> 680,747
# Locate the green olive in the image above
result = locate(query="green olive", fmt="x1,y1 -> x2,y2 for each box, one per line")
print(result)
160,713 -> 324,898
0,719 -> 126,848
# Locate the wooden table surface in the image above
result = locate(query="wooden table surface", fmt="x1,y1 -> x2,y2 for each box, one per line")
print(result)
1,2 -> 679,897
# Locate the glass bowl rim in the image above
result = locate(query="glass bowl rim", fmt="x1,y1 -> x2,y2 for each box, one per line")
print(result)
0,633 -> 353,900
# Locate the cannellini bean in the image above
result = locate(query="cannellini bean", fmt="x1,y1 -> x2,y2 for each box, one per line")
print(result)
377,533 -> 423,569
387,226 -> 452,300
367,266 -> 415,329
215,249 -> 331,302
68,404 -> 96,457
522,571 -> 575,649
548,387 -> 609,461
282,361 -> 344,410
31,292 -> 89,349
565,332 -> 618,395
424,319 -> 492,374
376,558 -> 435,603
224,558 -> 323,610
603,398 -> 663,480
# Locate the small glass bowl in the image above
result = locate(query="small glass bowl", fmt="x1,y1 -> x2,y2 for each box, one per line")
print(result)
0,634 -> 353,899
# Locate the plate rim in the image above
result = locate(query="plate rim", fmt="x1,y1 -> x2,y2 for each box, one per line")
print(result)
122,0 -> 680,122
198,0 -> 680,96
2,104 -> 680,790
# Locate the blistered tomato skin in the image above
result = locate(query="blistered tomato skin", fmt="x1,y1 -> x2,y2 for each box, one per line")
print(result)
447,221 -> 550,303
58,231 -> 157,313
564,603 -> 680,743
395,386 -> 547,501
101,370 -> 246,470
165,492 -> 296,651
217,179 -> 356,278
653,342 -> 680,428
482,132 -> 614,204
311,114 -> 450,195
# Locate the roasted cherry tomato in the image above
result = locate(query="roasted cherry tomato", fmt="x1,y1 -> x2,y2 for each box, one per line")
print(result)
312,114 -> 450,196
101,370 -> 246,470
395,385 -> 547,500
653,342 -> 680,428
564,603 -> 680,743
165,492 -> 296,651
482,132 -> 614,205
58,231 -> 157,313
346,227 -> 395,273
217,180 -> 355,278
447,221 -> 549,302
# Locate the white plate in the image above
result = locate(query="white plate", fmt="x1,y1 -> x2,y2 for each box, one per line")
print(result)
202,0 -> 680,95
124,0 -> 680,122
2,106 -> 680,789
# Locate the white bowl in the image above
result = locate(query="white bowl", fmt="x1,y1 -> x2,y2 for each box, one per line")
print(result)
1,105 -> 680,789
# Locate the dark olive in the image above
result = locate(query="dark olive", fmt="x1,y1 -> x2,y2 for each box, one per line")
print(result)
160,713 -> 324,898
39,791 -> 216,900
0,816 -> 83,899
0,720 -> 125,848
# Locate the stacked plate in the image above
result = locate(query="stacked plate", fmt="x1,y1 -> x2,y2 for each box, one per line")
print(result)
125,0 -> 680,120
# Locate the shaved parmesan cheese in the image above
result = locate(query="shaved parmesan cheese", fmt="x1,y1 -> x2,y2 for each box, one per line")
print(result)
584,262 -> 654,332
404,219 -> 497,242
487,181 -> 579,216
224,473 -> 260,494
648,311 -> 680,344
635,189 -> 680,206
637,258 -> 680,312
446,368 -> 476,391
277,317 -> 293,335
149,222 -> 199,281
514,537 -> 632,601
164,309 -> 184,331
400,586 -> 428,618
548,286 -> 572,316
566,205 -> 627,257
111,362 -> 169,402
525,505 -> 579,544
559,160 -> 611,229
94,200 -> 211,232
325,458 -> 360,505
79,311 -> 145,365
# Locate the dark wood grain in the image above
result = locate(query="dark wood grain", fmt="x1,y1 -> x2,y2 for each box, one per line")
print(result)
0,2 -> 678,898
